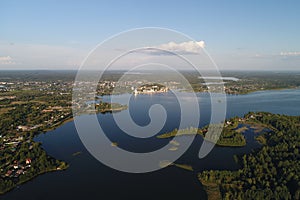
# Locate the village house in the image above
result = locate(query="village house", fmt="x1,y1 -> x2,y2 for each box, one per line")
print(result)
17,125 -> 30,131
5,170 -> 12,177
25,158 -> 32,165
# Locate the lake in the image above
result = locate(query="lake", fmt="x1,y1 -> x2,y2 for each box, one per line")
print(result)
2,88 -> 300,200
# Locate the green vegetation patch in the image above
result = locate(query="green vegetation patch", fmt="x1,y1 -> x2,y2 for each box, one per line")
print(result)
198,112 -> 300,200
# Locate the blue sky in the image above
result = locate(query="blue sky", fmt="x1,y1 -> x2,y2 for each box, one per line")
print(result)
1,0 -> 300,70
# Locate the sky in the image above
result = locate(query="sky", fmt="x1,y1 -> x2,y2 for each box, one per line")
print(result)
1,0 -> 300,70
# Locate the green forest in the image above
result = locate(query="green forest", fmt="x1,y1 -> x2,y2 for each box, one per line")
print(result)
198,112 -> 300,200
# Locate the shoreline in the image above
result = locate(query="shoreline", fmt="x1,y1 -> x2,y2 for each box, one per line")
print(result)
197,112 -> 300,199
44,106 -> 128,132
143,85 -> 300,97
190,85 -> 300,95
0,165 -> 68,195
0,106 -> 127,196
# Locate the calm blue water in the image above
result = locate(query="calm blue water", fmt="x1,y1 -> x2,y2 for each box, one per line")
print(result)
2,88 -> 300,200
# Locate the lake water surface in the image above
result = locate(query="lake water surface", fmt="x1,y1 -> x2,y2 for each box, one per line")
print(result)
2,88 -> 300,200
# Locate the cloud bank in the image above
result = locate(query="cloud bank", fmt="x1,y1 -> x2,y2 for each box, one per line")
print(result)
0,56 -> 15,64
280,51 -> 300,56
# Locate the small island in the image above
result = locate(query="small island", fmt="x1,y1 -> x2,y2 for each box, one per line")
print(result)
159,161 -> 193,171
111,142 -> 118,147
157,116 -> 247,147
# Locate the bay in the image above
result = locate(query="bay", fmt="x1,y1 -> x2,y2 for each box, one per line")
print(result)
2,88 -> 300,200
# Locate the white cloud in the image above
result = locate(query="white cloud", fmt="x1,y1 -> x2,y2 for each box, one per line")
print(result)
156,41 -> 205,55
131,40 -> 206,56
0,56 -> 15,64
280,51 -> 300,56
